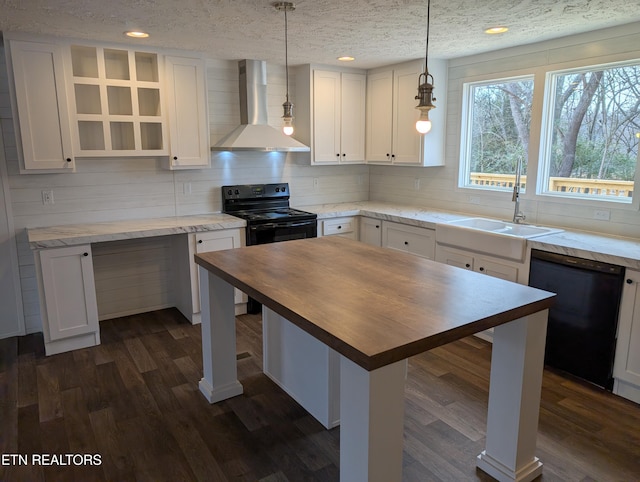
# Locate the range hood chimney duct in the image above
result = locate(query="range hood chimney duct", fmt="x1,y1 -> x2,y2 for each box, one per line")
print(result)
211,60 -> 309,152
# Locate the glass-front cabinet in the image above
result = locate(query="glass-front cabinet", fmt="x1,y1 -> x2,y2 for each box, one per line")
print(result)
69,45 -> 167,156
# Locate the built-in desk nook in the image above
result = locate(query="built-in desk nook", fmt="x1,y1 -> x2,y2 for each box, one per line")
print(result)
195,236 -> 555,482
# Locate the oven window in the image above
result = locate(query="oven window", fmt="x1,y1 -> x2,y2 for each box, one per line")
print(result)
249,222 -> 317,245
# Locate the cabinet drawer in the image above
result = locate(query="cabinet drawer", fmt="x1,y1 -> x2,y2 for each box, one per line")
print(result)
322,217 -> 358,238
382,221 -> 435,259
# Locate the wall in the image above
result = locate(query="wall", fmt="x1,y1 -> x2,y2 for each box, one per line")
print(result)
0,47 -> 368,334
369,22 -> 640,239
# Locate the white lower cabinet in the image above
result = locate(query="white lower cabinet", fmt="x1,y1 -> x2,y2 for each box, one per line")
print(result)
36,245 -> 99,355
319,217 -> 359,240
613,269 -> 640,404
382,221 -> 435,260
174,229 -> 246,324
435,244 -> 521,283
359,217 -> 382,247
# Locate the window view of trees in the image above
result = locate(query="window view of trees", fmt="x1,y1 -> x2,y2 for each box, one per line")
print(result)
463,78 -> 534,191
461,62 -> 640,203
545,64 -> 640,200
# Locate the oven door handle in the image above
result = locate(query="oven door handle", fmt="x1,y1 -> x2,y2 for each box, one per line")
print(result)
250,221 -> 315,231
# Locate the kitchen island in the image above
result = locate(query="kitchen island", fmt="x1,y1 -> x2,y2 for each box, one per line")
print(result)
197,236 -> 554,481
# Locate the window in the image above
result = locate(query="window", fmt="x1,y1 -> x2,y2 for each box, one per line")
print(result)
539,62 -> 640,203
460,77 -> 534,192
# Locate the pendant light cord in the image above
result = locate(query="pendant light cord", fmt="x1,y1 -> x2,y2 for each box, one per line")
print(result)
284,6 -> 290,103
424,0 -> 431,70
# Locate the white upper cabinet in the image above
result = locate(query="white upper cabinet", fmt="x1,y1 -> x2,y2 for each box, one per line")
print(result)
5,34 -> 209,171
7,40 -> 75,172
164,56 -> 210,169
68,45 -> 168,157
295,66 -> 366,165
366,59 -> 446,166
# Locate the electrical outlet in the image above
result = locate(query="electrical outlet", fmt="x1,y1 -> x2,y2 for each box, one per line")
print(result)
593,209 -> 610,221
414,178 -> 421,191
42,190 -> 54,205
183,182 -> 192,195
313,178 -> 319,190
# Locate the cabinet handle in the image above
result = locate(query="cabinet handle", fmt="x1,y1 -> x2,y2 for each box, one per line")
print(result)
479,267 -> 485,272
627,278 -> 634,284
465,263 -> 471,268
66,158 -> 72,163
83,252 -> 89,257
198,240 -> 203,244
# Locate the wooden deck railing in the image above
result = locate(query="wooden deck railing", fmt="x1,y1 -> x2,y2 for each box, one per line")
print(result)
469,173 -> 634,198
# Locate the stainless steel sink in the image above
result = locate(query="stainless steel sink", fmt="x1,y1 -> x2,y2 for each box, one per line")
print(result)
436,217 -> 563,261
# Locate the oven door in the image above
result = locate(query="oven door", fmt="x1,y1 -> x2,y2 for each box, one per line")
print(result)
248,220 -> 317,246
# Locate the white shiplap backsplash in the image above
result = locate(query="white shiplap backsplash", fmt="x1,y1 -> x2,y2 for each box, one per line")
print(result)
0,50 -> 368,334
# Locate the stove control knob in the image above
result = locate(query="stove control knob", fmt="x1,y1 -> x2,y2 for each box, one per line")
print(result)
275,187 -> 280,192
227,189 -> 233,195
281,186 -> 286,192
234,189 -> 239,195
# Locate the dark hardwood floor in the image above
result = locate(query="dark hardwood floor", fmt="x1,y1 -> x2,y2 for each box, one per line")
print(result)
1,308 -> 639,481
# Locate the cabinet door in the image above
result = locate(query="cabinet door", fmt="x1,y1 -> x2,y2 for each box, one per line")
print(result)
39,245 -> 98,341
313,70 -> 341,164
366,70 -> 393,163
359,217 -> 382,247
8,40 -> 74,171
392,63 -> 424,165
164,56 -> 209,169
340,73 -> 366,163
614,270 -> 640,387
195,230 -> 245,307
435,245 -> 473,270
383,221 -> 435,260
474,255 -> 519,282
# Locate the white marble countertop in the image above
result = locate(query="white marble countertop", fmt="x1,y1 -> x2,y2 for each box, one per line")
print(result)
27,214 -> 246,249
302,201 -> 640,270
26,201 -> 640,270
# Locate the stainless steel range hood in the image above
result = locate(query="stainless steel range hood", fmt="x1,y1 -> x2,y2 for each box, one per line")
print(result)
211,60 -> 310,152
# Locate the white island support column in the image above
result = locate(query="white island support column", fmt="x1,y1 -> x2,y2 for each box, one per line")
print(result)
198,266 -> 244,403
340,356 -> 407,482
477,310 -> 549,482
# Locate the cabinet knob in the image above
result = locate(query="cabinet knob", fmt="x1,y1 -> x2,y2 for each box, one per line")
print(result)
66,158 -> 72,163
479,267 -> 485,272
83,252 -> 89,257
627,278 -> 634,284
336,153 -> 340,157
173,156 -> 178,160
198,240 -> 203,244
391,154 -> 396,159
465,263 -> 471,268
386,153 -> 390,157
337,225 -> 342,229
404,241 -> 409,245
342,153 -> 346,157
375,225 -> 380,229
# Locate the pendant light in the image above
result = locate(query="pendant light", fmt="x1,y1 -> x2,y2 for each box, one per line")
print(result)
415,0 -> 436,134
275,2 -> 295,136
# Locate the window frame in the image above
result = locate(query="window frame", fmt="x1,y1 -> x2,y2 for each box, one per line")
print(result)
458,74 -> 536,194
537,59 -> 640,209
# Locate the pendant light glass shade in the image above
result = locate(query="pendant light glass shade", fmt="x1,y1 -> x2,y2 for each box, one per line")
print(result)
415,0 -> 436,134
276,2 -> 295,136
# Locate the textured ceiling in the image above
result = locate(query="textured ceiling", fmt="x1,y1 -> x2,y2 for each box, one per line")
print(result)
1,0 -> 640,68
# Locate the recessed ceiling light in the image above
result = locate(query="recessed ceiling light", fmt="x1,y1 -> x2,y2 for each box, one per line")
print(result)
485,26 -> 508,35
125,31 -> 149,38
338,56 -> 355,62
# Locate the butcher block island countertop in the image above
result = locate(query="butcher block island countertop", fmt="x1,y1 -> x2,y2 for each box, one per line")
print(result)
195,235 -> 554,370
195,236 -> 555,482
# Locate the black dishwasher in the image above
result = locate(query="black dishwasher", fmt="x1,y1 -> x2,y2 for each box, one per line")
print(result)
528,249 -> 625,390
